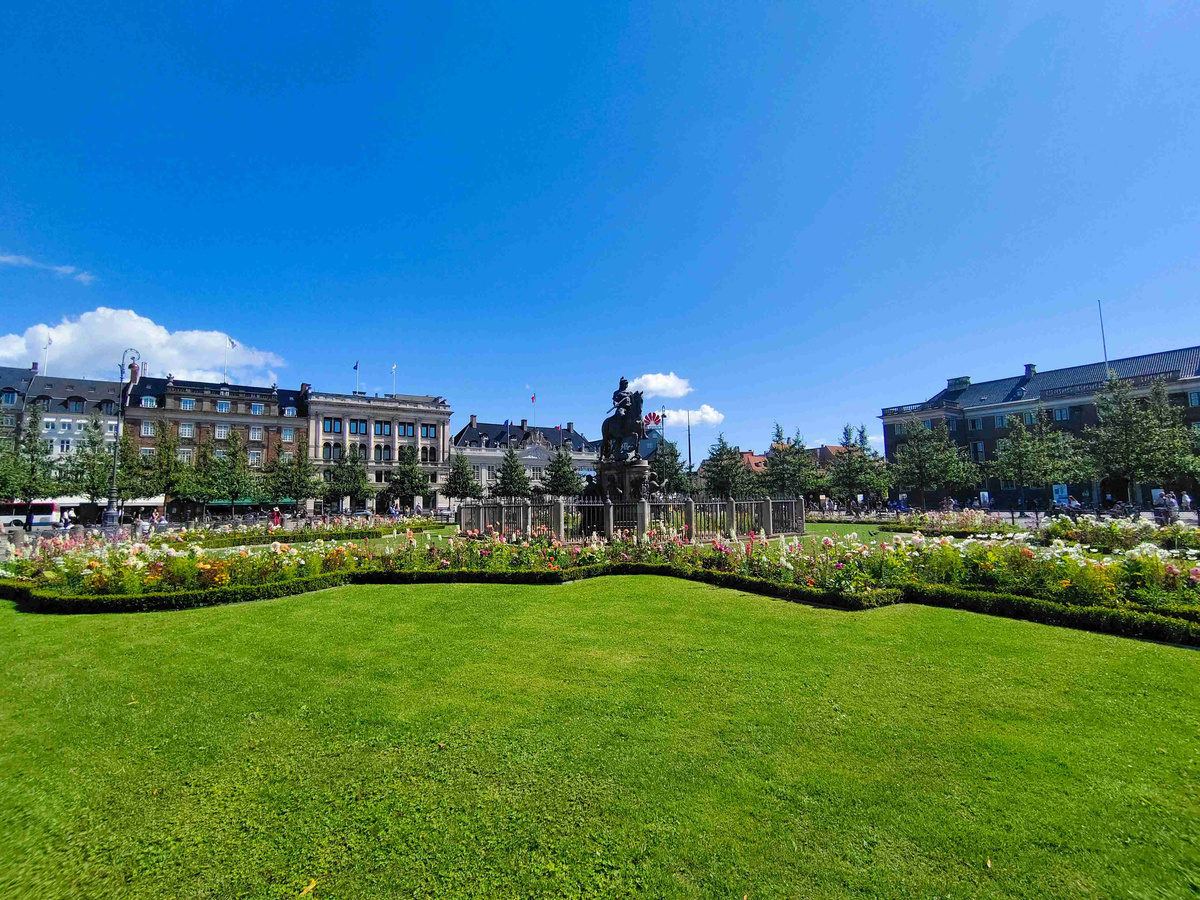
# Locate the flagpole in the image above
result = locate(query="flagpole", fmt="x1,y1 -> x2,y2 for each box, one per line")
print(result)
392,365 -> 396,396
223,344 -> 228,383
43,336 -> 51,376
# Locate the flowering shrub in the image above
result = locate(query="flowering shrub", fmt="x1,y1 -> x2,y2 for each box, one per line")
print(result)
1041,515 -> 1200,553
4,526 -> 1197,613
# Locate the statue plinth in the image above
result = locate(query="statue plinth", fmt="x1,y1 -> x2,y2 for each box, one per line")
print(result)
597,458 -> 650,502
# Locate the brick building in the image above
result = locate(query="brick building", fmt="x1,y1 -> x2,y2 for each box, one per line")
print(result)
880,346 -> 1200,506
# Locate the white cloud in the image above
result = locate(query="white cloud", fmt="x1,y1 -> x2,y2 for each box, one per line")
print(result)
868,434 -> 884,444
1,252 -> 95,285
0,307 -> 286,384
628,372 -> 692,398
661,404 -> 724,426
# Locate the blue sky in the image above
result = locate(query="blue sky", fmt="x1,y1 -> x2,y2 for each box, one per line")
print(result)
2,1 -> 1198,455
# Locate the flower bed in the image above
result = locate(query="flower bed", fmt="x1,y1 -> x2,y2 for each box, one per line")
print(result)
1040,515 -> 1200,553
3,528 -> 1197,643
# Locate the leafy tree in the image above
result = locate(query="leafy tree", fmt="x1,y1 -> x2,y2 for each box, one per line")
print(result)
62,414 -> 114,504
382,445 -> 429,508
651,438 -> 691,495
826,424 -> 891,506
1083,377 -> 1197,502
150,426 -> 188,499
890,418 -> 977,508
993,410 -> 1089,507
700,433 -> 757,498
115,432 -> 155,502
0,437 -> 23,502
762,425 -> 824,499
265,439 -> 321,506
544,448 -> 584,497
495,447 -> 531,499
14,404 -> 58,507
174,440 -> 223,515
215,428 -> 260,505
322,449 -> 376,510
444,451 -> 483,500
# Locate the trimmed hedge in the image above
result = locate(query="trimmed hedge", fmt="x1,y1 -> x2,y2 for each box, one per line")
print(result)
194,528 -> 385,549
3,567 -> 1197,647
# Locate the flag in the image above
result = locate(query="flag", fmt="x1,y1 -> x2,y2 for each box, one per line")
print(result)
353,361 -> 359,371
45,335 -> 53,347
391,364 -> 396,373
227,337 -> 236,349
555,424 -> 561,430
530,393 -> 535,403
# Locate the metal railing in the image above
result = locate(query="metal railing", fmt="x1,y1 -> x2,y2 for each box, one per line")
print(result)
650,501 -> 688,537
733,500 -> 762,535
612,502 -> 637,532
693,501 -> 726,538
530,503 -> 553,534
771,499 -> 803,534
565,500 -> 604,541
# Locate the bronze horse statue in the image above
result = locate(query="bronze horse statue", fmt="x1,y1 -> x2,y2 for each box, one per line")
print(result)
600,390 -> 645,460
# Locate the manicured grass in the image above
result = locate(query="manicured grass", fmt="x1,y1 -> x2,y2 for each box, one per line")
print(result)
1,578 -> 1197,899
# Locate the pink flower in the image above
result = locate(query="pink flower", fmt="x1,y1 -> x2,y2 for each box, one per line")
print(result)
1190,567 -> 1200,583
822,537 -> 833,548
1165,564 -> 1180,577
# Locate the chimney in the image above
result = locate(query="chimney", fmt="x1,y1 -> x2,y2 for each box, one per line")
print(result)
31,361 -> 38,374
1024,363 -> 1037,377
300,382 -> 310,396
946,375 -> 971,391
520,418 -> 528,429
567,421 -> 574,432
469,414 -> 477,427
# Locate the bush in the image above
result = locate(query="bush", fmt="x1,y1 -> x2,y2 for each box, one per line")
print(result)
196,528 -> 384,549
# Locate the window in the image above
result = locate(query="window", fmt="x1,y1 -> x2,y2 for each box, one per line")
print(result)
282,428 -> 294,442
969,418 -> 983,431
215,424 -> 230,440
472,465 -> 481,480
101,400 -> 116,415
251,403 -> 264,415
107,422 -> 118,434
1024,412 -> 1035,426
1001,479 -> 1016,491
323,417 -> 342,434
323,442 -> 332,460
383,446 -> 391,461
59,439 -> 71,453
68,399 -> 84,413
140,396 -> 156,408
894,422 -> 907,436
421,424 -> 437,439
140,447 -> 155,458
374,445 -> 383,462
1190,392 -> 1200,407
375,471 -> 384,483
248,450 -> 263,467
280,450 -> 293,463
972,441 -> 985,460
178,448 -> 193,464
76,421 -> 86,431
428,448 -> 437,463
333,443 -> 342,459
399,422 -> 414,436
349,419 -> 368,434
429,471 -> 438,483
2,415 -> 13,427
486,465 -> 496,481
995,414 -> 1007,428
249,426 -> 264,442
921,419 -> 932,430
1054,408 -> 1069,421
179,423 -> 194,438
180,398 -> 195,411
214,449 -> 227,460
531,467 -> 544,480
374,421 -> 391,436
283,406 -> 297,417
0,389 -> 15,405
44,420 -> 56,431
421,447 -> 429,462
217,400 -> 231,413
946,418 -> 957,431
141,421 -> 156,437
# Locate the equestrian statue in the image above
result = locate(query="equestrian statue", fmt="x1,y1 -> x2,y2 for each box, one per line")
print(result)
600,376 -> 646,461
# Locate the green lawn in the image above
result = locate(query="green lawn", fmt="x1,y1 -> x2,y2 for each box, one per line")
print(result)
1,577 -> 1197,899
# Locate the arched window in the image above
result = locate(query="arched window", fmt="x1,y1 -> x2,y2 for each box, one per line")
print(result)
383,446 -> 391,461
360,443 -> 368,458
374,445 -> 382,462
333,442 -> 342,460
100,400 -> 116,415
323,442 -> 332,460
428,448 -> 438,463
421,446 -> 429,462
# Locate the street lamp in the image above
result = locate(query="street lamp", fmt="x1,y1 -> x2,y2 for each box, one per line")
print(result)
102,349 -> 141,530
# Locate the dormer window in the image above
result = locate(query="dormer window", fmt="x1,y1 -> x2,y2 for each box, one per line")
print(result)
140,396 -> 156,408
181,398 -> 195,411
284,406 -> 297,417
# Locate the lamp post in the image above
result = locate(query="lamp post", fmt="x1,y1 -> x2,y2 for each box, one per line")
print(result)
102,349 -> 141,531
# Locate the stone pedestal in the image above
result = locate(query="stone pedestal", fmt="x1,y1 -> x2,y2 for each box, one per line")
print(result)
596,459 -> 651,503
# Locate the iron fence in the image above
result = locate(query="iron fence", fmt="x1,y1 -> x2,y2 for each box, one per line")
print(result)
612,502 -> 637,533
530,503 -> 553,534
650,501 -> 688,537
771,499 -> 804,534
693,501 -> 726,538
733,501 -> 762,535
565,500 -> 605,541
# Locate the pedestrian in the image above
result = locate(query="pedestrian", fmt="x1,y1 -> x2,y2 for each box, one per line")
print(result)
1182,491 -> 1192,512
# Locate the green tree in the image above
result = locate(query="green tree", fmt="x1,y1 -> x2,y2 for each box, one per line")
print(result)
0,437 -> 23,502
495,447 -> 531,498
116,432 -> 155,502
14,404 -> 58,507
444,451 -> 483,501
700,433 -> 757,498
322,449 -> 376,510
382,445 -> 429,508
544,448 -> 584,497
151,426 -> 187,499
651,438 -> 691,495
827,424 -> 891,506
216,428 -> 260,505
994,410 -> 1090,507
1083,377 -> 1197,502
174,440 -> 223,516
762,425 -> 824,499
890,418 -> 977,508
62,414 -> 114,504
265,439 -> 321,506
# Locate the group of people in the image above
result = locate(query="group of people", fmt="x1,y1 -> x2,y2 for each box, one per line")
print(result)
1154,491 -> 1192,524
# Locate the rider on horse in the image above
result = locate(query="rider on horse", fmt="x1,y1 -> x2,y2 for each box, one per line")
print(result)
612,377 -> 633,419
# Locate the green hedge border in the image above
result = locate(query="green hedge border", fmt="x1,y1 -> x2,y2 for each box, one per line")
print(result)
185,524 -> 447,550
3,565 -> 1198,646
